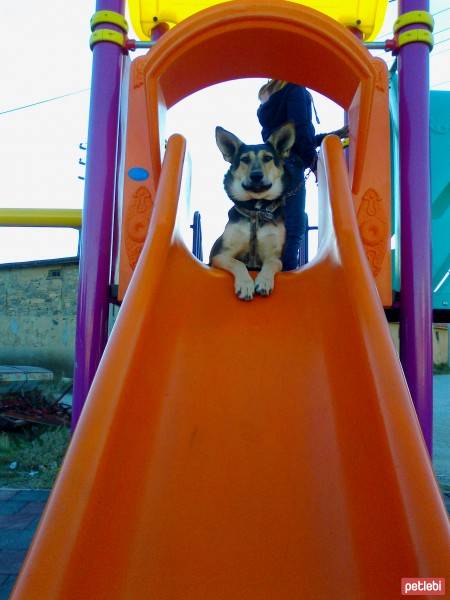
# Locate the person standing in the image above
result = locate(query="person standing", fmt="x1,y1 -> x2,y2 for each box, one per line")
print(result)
257,80 -> 347,270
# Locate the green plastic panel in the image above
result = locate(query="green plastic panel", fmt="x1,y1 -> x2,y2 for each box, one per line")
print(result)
390,73 -> 450,310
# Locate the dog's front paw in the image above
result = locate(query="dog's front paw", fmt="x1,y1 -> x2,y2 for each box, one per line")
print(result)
235,277 -> 255,301
255,273 -> 274,297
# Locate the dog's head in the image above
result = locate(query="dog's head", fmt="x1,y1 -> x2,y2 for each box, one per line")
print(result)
215,122 -> 296,202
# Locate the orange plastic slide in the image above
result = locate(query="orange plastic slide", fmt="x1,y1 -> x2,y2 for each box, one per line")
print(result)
12,135 -> 449,599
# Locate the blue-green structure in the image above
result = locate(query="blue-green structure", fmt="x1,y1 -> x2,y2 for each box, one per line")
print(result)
430,91 -> 450,310
391,74 -> 450,311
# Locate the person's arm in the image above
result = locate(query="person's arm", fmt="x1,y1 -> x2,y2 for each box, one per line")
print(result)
330,124 -> 349,138
315,125 -> 349,147
314,133 -> 326,147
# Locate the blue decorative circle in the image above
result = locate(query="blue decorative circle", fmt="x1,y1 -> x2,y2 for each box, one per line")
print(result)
128,167 -> 150,181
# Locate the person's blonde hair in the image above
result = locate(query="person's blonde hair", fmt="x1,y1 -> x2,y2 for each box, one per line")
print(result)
258,79 -> 287,101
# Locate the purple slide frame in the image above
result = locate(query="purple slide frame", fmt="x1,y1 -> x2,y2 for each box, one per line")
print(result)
398,0 -> 433,454
72,0 -> 125,428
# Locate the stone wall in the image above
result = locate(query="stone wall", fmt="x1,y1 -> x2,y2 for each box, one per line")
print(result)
433,325 -> 450,366
0,259 -> 78,378
389,323 -> 449,367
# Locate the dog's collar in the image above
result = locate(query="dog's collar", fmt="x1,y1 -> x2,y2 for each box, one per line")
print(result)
233,199 -> 284,224
235,178 -> 303,219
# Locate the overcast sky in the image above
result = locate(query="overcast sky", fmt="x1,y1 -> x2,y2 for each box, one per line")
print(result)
1,0 -> 449,263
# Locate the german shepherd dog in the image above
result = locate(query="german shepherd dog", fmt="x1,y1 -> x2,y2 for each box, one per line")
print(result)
210,122 -> 301,300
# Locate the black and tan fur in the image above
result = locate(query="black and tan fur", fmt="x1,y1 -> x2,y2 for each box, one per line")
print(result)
210,122 -> 300,300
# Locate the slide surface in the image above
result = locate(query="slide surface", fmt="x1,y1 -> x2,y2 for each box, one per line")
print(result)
13,136 -> 449,599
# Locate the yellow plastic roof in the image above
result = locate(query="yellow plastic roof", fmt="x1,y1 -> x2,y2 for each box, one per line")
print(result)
128,0 -> 388,41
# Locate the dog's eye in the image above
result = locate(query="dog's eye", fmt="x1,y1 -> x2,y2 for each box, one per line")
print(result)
240,156 -> 251,164
262,155 -> 273,163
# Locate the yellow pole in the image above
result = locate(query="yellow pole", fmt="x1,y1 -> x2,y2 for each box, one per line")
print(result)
0,209 -> 82,228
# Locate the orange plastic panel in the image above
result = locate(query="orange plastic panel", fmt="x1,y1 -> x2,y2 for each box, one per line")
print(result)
349,58 -> 392,306
118,0 -> 388,305
117,57 -> 157,301
12,135 -> 449,600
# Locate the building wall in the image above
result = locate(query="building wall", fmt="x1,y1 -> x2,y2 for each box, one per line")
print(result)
389,323 -> 449,367
433,325 -> 450,366
0,259 -> 78,378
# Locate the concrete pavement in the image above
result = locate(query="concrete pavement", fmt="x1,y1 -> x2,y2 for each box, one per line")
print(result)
0,489 -> 50,599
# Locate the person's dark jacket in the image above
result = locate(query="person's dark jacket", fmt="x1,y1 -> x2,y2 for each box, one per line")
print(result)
257,83 -> 325,170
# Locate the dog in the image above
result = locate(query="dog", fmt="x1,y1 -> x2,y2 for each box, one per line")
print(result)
210,122 -> 301,300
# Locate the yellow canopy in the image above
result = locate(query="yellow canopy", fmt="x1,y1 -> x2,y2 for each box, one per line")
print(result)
128,0 -> 388,41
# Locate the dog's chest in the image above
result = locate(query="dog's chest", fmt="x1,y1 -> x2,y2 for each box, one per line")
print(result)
223,218 -> 286,266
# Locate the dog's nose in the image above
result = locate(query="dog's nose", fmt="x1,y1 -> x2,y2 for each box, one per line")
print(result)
250,171 -> 264,183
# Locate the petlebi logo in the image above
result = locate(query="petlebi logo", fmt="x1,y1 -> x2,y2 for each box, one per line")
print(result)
401,578 -> 446,596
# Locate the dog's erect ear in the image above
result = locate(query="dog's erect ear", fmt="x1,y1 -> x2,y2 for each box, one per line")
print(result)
267,122 -> 296,158
215,127 -> 243,163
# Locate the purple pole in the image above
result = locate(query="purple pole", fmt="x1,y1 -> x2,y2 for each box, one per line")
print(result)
398,0 -> 433,454
72,0 -> 125,429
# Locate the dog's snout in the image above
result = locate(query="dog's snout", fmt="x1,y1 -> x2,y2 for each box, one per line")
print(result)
250,171 -> 264,183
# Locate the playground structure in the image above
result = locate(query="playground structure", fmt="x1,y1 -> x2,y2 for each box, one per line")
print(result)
11,0 -> 450,598
389,76 -> 450,316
